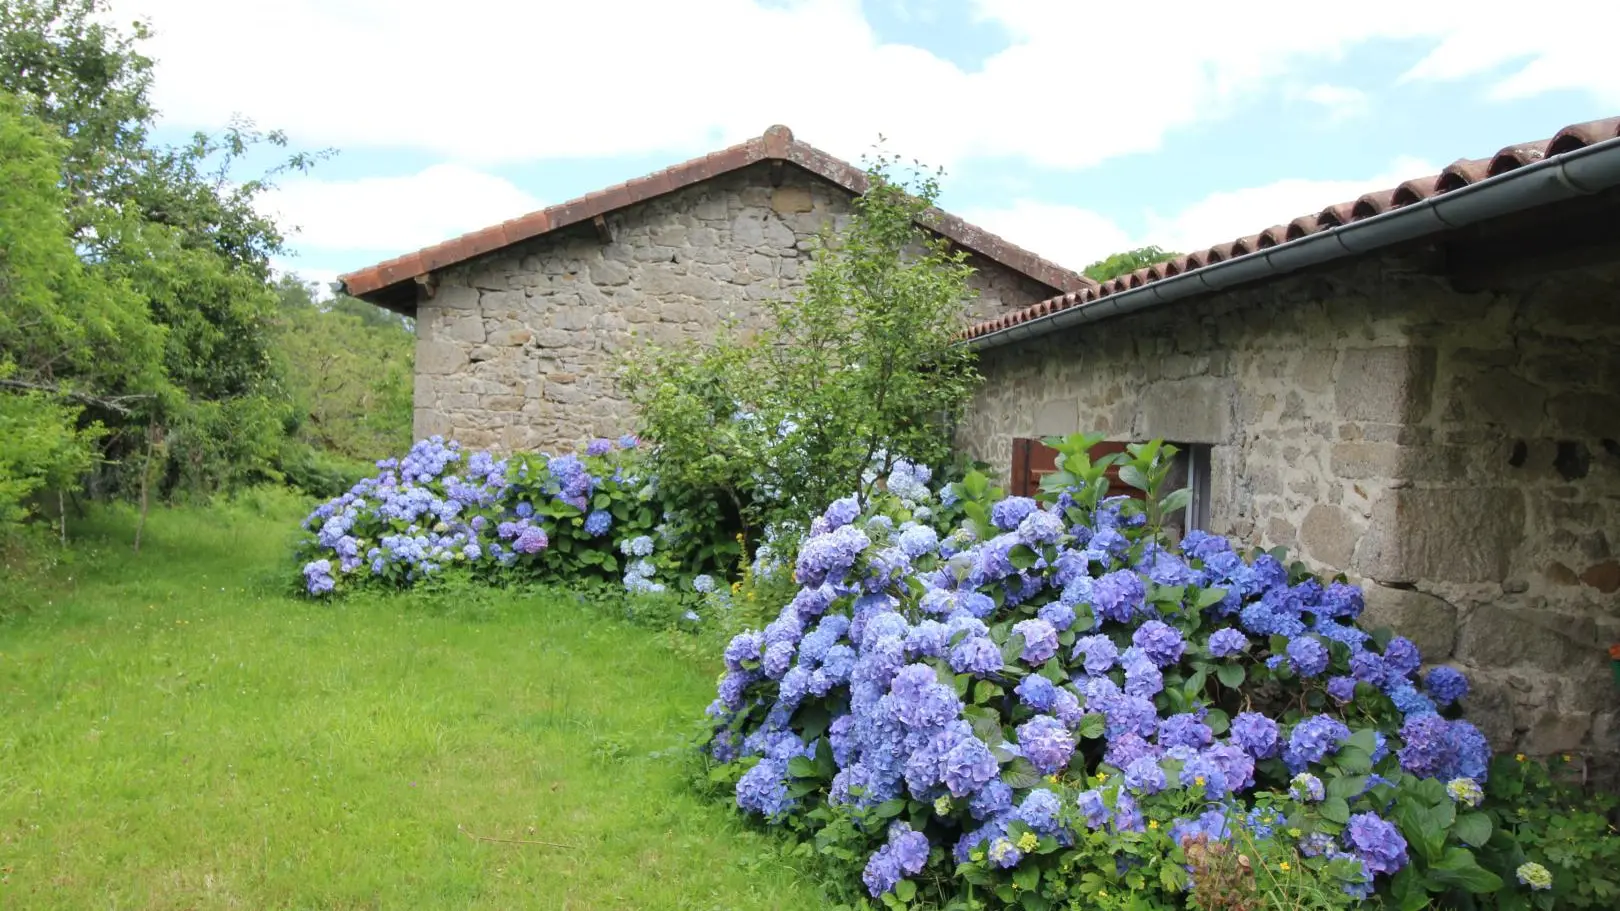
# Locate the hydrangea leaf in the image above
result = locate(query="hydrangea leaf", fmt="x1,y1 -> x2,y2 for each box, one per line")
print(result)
874,799 -> 907,819
1001,758 -> 1044,789
1216,663 -> 1245,688
1321,797 -> 1351,824
1326,774 -> 1368,802
1008,544 -> 1038,571
1427,847 -> 1504,893
894,879 -> 916,903
1077,713 -> 1105,740
1194,586 -> 1228,609
1012,863 -> 1040,892
1453,811 -> 1492,847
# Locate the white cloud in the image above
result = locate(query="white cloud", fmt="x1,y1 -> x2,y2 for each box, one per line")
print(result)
106,0 -> 1618,172
957,156 -> 1436,271
1294,84 -> 1371,123
957,200 -> 1133,273
261,164 -> 540,258
1143,155 -> 1434,253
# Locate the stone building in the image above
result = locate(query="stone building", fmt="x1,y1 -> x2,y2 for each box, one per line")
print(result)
957,116 -> 1620,772
338,125 -> 1086,452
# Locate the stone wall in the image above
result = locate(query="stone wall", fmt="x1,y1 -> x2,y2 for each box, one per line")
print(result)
412,162 -> 1057,453
957,253 -> 1620,773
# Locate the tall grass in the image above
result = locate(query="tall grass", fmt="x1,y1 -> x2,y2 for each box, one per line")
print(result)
0,490 -> 820,909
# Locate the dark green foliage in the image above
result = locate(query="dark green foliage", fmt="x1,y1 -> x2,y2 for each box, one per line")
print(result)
1083,245 -> 1180,283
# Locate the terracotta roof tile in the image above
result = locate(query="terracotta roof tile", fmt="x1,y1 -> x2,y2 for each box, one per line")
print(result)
962,115 -> 1620,342
341,125 -> 1089,305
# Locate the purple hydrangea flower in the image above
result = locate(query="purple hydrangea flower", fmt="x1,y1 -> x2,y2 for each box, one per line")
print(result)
1284,716 -> 1351,772
1286,636 -> 1330,678
1230,712 -> 1281,759
942,736 -> 999,797
1158,714 -> 1214,750
1124,756 -> 1168,794
1071,635 -> 1119,676
736,757 -> 793,819
990,496 -> 1037,531
862,822 -> 930,896
1424,666 -> 1470,707
1016,509 -> 1065,546
1346,812 -> 1408,876
1012,618 -> 1059,665
583,509 -> 612,536
1327,675 -> 1358,703
1092,570 -> 1146,623
514,526 -> 550,554
1017,715 -> 1076,775
1207,627 -> 1249,658
1015,789 -> 1064,835
1076,789 -> 1109,829
1133,620 -> 1186,667
585,438 -> 613,456
1037,601 -> 1076,631
1015,674 -> 1058,712
1383,636 -> 1422,676
949,636 -> 1003,676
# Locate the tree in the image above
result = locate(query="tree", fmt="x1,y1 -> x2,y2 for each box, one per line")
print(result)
0,91 -> 169,529
269,276 -> 414,462
623,152 -> 981,536
0,0 -> 326,502
1083,245 -> 1180,283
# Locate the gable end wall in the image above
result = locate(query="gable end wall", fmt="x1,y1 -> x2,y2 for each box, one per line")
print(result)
412,162 -> 1056,453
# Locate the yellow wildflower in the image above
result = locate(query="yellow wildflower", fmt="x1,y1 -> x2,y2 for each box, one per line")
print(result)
1046,774 -> 1060,784
1194,776 -> 1207,787
1287,828 -> 1302,838
1095,772 -> 1107,783
1148,820 -> 1159,829
1279,862 -> 1291,872
970,850 -> 985,862
1516,753 -> 1527,762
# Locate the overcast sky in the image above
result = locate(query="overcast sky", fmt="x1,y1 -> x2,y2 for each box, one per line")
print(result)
108,0 -> 1618,289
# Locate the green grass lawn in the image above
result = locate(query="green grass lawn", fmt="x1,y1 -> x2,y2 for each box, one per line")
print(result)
0,491 -> 821,910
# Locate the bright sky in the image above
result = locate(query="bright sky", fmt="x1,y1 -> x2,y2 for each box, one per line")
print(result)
109,0 -> 1618,290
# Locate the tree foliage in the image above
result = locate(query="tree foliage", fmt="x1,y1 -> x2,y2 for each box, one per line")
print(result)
1083,245 -> 1180,283
0,0 -> 409,541
270,276 -> 415,463
622,153 -> 981,537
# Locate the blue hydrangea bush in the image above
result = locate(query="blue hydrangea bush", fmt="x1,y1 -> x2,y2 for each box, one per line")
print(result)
295,436 -> 739,597
703,435 -> 1537,910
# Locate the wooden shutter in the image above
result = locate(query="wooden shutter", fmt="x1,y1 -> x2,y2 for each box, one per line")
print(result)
1009,438 -> 1141,499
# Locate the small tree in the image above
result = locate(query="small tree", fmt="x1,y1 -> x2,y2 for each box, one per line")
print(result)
622,151 -> 981,536
1083,244 -> 1180,283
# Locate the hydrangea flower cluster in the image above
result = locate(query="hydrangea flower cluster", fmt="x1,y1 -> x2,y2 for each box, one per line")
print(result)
704,463 -> 1497,904
295,435 -> 694,596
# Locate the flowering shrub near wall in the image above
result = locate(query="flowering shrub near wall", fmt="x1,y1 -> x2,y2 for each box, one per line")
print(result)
701,434 -> 1604,910
294,436 -> 740,597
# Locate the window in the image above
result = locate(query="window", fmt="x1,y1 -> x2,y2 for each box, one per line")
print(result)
1009,438 -> 1212,542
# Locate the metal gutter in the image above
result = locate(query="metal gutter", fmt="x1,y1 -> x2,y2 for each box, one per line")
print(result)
967,135 -> 1620,351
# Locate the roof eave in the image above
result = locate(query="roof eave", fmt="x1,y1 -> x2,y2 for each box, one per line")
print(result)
966,133 -> 1620,351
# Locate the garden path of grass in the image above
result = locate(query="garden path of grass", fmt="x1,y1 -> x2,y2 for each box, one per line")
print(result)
0,492 -> 823,910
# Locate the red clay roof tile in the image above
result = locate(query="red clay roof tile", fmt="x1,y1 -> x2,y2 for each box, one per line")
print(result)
340,125 -> 1089,304
962,115 -> 1620,342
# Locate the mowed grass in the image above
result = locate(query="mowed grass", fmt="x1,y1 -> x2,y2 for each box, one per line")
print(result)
0,492 -> 820,910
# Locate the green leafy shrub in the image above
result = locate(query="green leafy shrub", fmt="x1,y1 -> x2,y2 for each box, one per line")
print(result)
621,151 -> 981,549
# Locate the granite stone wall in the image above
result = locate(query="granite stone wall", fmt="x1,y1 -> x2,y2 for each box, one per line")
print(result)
411,162 -> 1056,454
957,254 -> 1620,773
